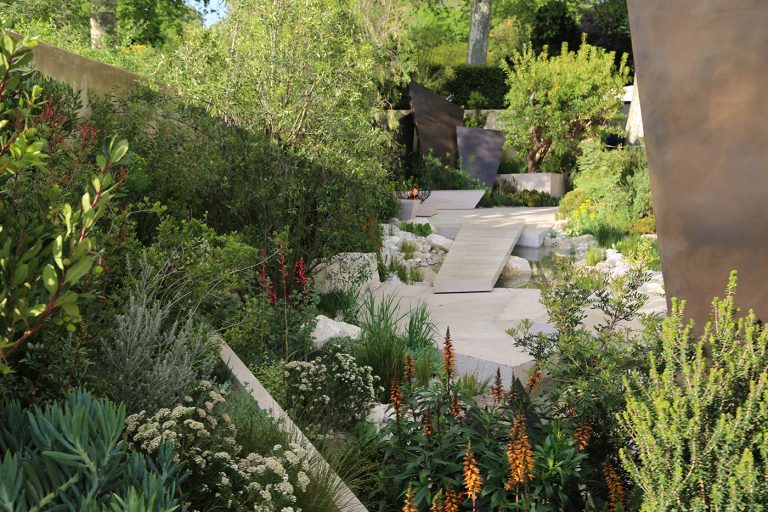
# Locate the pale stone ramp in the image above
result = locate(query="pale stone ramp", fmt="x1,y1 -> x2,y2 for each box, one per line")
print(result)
433,217 -> 525,293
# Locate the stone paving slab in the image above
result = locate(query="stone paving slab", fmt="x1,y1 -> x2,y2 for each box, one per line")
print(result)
433,218 -> 525,293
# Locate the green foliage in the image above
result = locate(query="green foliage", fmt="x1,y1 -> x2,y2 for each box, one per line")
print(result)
443,65 -> 508,109
285,344 -> 381,432
399,221 -> 433,237
501,40 -> 628,173
620,273 -> 768,510
249,359 -> 287,405
351,294 -> 438,401
479,186 -> 559,207
97,260 -> 219,415
0,390 -> 181,510
614,235 -> 661,272
530,0 -> 581,54
125,381 -> 312,511
377,354 -> 588,510
509,258 -> 658,503
585,245 -> 606,266
563,141 -> 654,244
413,154 -> 485,191
0,34 -> 126,374
400,239 -> 418,260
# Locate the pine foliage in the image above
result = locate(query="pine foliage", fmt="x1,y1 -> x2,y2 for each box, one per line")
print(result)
620,272 -> 768,510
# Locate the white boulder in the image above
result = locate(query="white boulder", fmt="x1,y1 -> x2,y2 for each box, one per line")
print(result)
501,255 -> 532,277
311,315 -> 362,349
426,234 -> 453,252
314,252 -> 380,294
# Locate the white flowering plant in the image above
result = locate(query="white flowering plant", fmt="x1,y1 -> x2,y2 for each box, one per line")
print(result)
125,381 -> 311,511
284,346 -> 381,432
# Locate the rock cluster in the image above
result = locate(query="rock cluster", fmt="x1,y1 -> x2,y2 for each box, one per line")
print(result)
311,315 -> 362,348
380,219 -> 451,284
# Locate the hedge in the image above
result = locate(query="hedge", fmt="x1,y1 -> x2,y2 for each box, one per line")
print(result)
383,65 -> 509,110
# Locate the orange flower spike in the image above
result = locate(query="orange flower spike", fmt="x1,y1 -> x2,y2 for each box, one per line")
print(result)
403,485 -> 418,512
491,368 -> 505,403
422,415 -> 433,437
450,391 -> 463,420
430,490 -> 445,512
390,381 -> 403,421
505,412 -> 535,490
442,327 -> 455,382
403,355 -> 415,383
573,422 -> 593,452
603,462 -> 625,512
463,440 -> 483,505
526,365 -> 543,392
442,487 -> 461,512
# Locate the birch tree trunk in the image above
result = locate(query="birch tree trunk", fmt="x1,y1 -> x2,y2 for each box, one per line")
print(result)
91,0 -> 117,48
467,0 -> 492,65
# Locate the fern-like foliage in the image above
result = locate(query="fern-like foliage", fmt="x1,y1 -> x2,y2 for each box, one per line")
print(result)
620,272 -> 768,510
0,390 -> 181,511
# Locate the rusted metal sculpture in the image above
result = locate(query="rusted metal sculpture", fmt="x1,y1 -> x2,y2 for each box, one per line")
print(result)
456,126 -> 505,187
627,0 -> 768,325
409,82 -> 464,166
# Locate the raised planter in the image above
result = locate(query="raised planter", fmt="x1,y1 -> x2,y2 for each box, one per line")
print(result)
396,198 -> 420,220
497,173 -> 566,198
219,342 -> 368,512
419,190 -> 485,210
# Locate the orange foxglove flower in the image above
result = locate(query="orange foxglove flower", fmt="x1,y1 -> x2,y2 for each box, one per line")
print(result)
491,368 -> 505,402
403,485 -> 418,512
390,381 -> 403,421
573,422 -> 593,451
603,462 -> 625,512
443,486 -> 461,512
505,413 -> 535,489
463,441 -> 483,503
526,365 -> 543,392
403,355 -> 415,383
442,327 -> 455,381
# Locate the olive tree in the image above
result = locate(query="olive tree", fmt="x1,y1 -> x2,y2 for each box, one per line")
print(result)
501,40 -> 628,173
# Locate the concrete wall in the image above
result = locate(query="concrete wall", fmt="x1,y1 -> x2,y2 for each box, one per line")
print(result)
8,31 -> 143,112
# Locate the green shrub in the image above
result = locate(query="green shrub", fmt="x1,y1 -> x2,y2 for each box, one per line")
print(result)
413,153 -> 485,191
585,245 -> 607,266
620,273 -> 768,510
0,390 -> 181,510
97,262 -> 219,415
401,240 -> 418,260
558,188 -> 589,219
442,65 -> 508,109
285,345 -> 381,432
509,258 -> 657,505
501,40 -> 628,174
0,35 -> 127,374
399,221 -> 433,237
249,360 -> 288,405
628,214 -> 656,235
376,332 -> 588,510
126,381 -> 312,511
614,235 -> 661,271
352,294 -> 438,400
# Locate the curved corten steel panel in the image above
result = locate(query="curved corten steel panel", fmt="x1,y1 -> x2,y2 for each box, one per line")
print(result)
409,82 -> 464,166
627,0 -> 768,325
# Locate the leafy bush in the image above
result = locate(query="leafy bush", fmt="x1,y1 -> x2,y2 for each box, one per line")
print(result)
501,40 -> 628,173
377,331 -> 588,511
619,273 -> 768,510
0,35 -> 127,374
285,345 -> 381,432
412,153 -> 486,191
97,260 -> 219,415
399,221 -> 433,237
125,381 -> 312,511
442,65 -> 508,109
0,390 -> 181,510
479,187 -> 560,208
585,245 -> 607,266
614,235 -> 661,272
352,294 -> 438,401
509,258 -> 658,507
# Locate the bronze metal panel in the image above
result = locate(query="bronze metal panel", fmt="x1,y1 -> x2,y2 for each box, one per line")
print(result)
409,82 -> 464,166
456,126 -> 505,187
627,0 -> 768,325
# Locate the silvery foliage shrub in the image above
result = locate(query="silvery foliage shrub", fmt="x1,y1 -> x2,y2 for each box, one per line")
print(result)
284,345 -> 381,431
125,381 -> 311,512
99,258 -> 218,414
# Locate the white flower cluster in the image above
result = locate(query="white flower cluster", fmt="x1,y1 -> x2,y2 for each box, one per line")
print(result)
284,349 -> 381,430
125,381 -> 311,511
